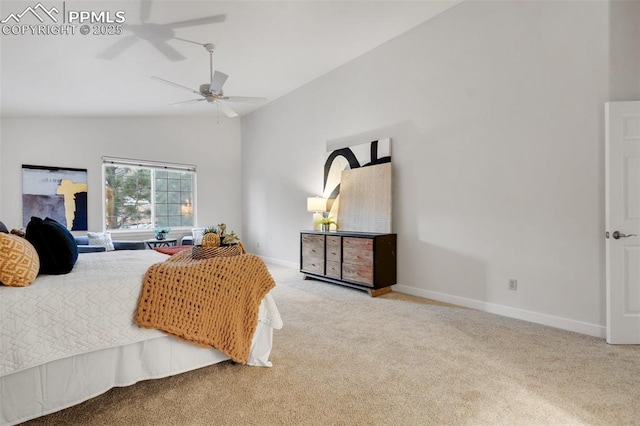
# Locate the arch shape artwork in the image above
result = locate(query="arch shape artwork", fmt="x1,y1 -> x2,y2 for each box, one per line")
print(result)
322,139 -> 391,226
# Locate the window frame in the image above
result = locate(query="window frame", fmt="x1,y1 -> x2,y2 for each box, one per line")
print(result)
102,157 -> 197,233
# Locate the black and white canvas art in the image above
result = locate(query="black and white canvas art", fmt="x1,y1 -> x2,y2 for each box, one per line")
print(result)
22,165 -> 88,230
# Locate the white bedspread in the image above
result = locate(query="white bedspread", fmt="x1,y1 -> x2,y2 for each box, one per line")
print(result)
0,250 -> 282,377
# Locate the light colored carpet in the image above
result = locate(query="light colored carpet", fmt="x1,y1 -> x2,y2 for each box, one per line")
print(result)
25,263 -> 640,425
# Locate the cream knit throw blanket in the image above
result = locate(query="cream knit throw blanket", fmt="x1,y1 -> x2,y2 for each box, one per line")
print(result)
135,250 -> 276,364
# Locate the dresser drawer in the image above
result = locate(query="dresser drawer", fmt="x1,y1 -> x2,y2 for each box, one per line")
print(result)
342,247 -> 373,267
326,236 -> 341,262
302,234 -> 324,256
343,237 -> 373,251
302,233 -> 324,247
326,260 -> 341,279
302,256 -> 324,274
301,233 -> 325,274
343,237 -> 373,268
342,263 -> 373,286
326,236 -> 341,247
302,244 -> 324,258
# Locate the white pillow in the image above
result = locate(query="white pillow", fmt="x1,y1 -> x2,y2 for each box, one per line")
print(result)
191,227 -> 206,245
87,231 -> 115,251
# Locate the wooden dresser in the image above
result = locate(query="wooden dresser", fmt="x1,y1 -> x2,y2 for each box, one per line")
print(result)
300,231 -> 397,296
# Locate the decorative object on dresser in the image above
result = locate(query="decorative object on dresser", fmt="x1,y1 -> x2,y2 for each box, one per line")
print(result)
307,196 -> 327,231
338,163 -> 392,233
323,138 -> 391,227
316,216 -> 336,232
300,231 -> 396,297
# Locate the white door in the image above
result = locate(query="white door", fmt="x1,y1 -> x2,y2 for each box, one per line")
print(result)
606,101 -> 640,344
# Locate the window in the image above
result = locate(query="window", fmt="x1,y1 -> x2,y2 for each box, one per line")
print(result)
103,157 -> 196,231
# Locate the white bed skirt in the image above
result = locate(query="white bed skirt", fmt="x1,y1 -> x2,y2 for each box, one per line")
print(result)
0,322 -> 273,426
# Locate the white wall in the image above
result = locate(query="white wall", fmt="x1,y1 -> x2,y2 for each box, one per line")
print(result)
610,1 -> 640,100
1,117 -> 242,239
241,1 -> 640,336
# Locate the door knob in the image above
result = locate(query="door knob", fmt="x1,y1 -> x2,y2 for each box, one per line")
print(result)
612,231 -> 638,239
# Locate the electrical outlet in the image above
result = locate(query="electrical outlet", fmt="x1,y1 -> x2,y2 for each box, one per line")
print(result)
508,279 -> 518,291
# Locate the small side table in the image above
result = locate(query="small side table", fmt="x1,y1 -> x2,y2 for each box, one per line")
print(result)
144,238 -> 178,249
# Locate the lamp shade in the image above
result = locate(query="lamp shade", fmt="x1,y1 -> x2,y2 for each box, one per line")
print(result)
307,197 -> 327,213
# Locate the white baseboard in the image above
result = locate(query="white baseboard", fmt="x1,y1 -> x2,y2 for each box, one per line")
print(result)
259,256 -> 298,269
393,284 -> 606,339
252,259 -> 605,339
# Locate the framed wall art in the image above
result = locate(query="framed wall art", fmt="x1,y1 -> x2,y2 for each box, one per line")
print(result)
323,138 -> 391,231
22,165 -> 88,230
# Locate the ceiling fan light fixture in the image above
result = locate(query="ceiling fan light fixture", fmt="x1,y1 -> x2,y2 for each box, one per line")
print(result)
151,42 -> 266,118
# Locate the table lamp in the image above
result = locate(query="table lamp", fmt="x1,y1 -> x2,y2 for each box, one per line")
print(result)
307,196 -> 327,231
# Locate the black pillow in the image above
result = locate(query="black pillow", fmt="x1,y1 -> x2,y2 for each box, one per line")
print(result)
0,221 -> 8,234
45,217 -> 79,263
26,217 -> 78,274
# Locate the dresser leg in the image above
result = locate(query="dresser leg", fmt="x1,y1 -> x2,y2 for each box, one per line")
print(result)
368,286 -> 392,297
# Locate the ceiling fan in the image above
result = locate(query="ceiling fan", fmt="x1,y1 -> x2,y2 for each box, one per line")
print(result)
151,43 -> 266,118
98,0 -> 225,61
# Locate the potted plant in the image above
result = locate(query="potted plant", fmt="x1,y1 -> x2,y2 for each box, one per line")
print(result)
154,227 -> 170,240
216,223 -> 240,245
203,226 -> 217,235
222,231 -> 239,245
316,217 -> 337,232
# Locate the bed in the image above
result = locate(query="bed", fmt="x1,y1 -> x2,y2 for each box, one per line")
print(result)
0,250 -> 282,426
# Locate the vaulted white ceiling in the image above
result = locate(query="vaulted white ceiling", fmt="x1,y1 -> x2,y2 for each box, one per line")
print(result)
0,1 -> 460,118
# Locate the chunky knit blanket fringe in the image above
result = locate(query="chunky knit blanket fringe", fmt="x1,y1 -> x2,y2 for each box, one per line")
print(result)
135,250 -> 276,364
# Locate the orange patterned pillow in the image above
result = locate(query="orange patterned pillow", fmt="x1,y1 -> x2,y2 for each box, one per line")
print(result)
0,233 -> 40,287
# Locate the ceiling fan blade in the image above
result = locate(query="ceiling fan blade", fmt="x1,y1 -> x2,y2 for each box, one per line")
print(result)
171,99 -> 206,106
216,101 -> 238,118
148,39 -> 185,61
140,0 -> 152,23
223,96 -> 266,104
151,76 -> 201,95
98,35 -> 138,59
165,14 -> 226,29
210,71 -> 228,94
